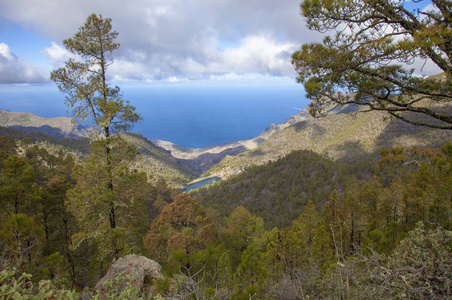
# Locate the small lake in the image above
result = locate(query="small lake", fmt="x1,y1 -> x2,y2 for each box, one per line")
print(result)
181,176 -> 221,193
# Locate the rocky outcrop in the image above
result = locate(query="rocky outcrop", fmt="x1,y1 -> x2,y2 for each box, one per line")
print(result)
95,255 -> 163,291
78,255 -> 163,299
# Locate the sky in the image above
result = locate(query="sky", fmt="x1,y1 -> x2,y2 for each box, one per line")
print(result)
0,0 -> 318,85
0,0 -> 441,87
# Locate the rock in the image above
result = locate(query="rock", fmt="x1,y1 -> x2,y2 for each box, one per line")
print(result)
76,291 -> 94,300
94,254 -> 163,295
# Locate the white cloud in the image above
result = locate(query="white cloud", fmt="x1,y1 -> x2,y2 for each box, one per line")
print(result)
221,34 -> 297,75
0,0 -> 310,82
410,57 -> 443,77
107,33 -> 298,82
422,3 -> 440,14
0,44 -> 14,60
41,42 -> 75,65
1,0 -> 442,84
109,59 -> 147,81
0,43 -> 48,83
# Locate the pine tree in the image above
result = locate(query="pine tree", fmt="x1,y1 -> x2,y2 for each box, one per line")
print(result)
292,0 -> 452,129
50,14 -> 141,139
50,14 -> 143,262
0,156 -> 36,216
67,138 -> 148,260
0,214 -> 44,269
220,206 -> 264,270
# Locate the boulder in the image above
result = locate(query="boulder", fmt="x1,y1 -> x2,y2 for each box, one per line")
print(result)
94,254 -> 163,294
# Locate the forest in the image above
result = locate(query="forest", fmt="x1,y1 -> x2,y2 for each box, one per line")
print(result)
0,132 -> 451,299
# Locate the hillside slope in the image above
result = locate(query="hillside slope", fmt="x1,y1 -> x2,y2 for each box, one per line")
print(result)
207,110 -> 452,179
191,149 -> 374,229
0,125 -> 197,186
0,111 -> 90,138
121,133 -> 198,186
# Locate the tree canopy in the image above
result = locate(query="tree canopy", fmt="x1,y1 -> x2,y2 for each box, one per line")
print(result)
50,13 -> 141,137
292,0 -> 452,129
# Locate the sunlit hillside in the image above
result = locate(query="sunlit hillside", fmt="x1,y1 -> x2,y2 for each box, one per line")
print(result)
207,109 -> 452,179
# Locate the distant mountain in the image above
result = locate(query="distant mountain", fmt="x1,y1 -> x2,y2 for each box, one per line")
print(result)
206,108 -> 452,179
153,107 -> 314,173
0,120 -> 197,187
0,111 -> 91,139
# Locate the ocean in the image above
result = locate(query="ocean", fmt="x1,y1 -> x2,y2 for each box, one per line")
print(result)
0,82 -> 309,148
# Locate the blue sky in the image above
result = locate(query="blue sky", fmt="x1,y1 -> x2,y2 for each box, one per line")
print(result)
0,0 -> 440,87
0,0 -> 316,86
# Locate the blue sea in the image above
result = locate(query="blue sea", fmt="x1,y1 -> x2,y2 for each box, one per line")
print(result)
0,82 -> 309,148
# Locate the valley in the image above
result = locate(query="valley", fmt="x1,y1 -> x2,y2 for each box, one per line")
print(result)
2,101 -> 451,187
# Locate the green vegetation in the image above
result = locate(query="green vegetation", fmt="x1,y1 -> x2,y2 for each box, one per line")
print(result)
0,136 -> 177,288
145,143 -> 452,299
0,269 -> 165,299
192,150 -> 375,229
292,0 -> 452,129
1,135 -> 451,298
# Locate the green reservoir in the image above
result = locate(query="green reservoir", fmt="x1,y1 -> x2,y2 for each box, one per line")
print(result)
182,176 -> 221,193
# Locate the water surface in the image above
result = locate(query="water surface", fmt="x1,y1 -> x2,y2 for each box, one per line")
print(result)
0,82 -> 309,148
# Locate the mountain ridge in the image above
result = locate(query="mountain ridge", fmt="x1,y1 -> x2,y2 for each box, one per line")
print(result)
152,106 -> 313,172
0,108 -> 316,176
205,108 -> 452,179
3,101 -> 451,184
0,110 -> 90,139
0,123 -> 197,186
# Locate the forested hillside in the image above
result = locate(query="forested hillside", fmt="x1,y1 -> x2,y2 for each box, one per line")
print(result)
0,126 -> 197,186
1,133 -> 451,298
147,143 -> 452,299
1,86 -> 452,300
0,135 -> 177,288
0,125 -> 90,162
192,150 -> 375,229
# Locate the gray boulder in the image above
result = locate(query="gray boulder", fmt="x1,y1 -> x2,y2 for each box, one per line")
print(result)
94,254 -> 163,295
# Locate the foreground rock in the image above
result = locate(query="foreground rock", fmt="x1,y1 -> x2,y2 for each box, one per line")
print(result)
78,255 -> 163,299
96,254 -> 163,291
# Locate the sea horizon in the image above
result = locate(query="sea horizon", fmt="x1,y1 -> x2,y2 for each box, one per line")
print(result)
0,82 -> 309,148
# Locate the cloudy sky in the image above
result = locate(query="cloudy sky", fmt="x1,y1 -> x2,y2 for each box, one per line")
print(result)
0,0 -> 442,87
0,0 -> 324,85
